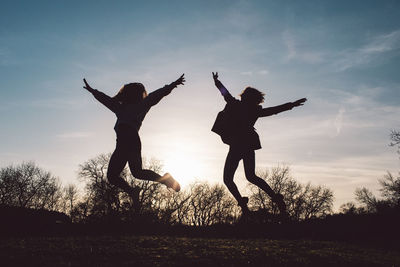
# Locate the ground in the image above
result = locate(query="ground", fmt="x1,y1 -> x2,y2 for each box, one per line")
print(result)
1,235 -> 399,266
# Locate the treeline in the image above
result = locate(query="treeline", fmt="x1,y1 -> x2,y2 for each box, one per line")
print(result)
1,130 -> 398,232
0,156 -> 333,226
0,157 -> 399,242
339,129 -> 400,215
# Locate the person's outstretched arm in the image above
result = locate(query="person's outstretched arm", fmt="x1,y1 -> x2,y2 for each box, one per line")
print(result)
144,74 -> 185,107
212,72 -> 235,103
259,98 -> 307,117
83,78 -> 120,113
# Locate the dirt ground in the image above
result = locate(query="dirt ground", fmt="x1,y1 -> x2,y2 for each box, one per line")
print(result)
1,235 -> 399,266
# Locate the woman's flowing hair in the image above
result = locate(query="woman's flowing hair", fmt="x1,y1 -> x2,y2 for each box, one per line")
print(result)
240,86 -> 265,105
113,83 -> 148,104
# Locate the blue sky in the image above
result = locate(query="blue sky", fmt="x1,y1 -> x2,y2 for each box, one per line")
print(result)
1,0 -> 399,209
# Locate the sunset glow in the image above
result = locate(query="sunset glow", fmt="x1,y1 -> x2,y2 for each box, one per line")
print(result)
163,151 -> 203,189
0,1 -> 399,210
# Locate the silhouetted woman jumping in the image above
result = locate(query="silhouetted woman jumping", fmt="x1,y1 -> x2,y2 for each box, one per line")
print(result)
83,75 -> 185,206
211,72 -> 306,216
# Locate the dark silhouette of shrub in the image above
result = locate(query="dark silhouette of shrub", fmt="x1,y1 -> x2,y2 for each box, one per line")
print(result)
0,205 -> 70,235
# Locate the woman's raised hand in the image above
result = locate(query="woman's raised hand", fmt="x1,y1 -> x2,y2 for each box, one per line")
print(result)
212,71 -> 224,88
83,78 -> 94,92
212,72 -> 219,81
293,98 -> 307,107
172,74 -> 185,87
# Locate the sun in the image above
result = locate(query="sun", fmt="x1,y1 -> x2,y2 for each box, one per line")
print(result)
163,152 -> 202,189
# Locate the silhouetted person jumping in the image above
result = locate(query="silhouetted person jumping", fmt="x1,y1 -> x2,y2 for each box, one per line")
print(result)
211,72 -> 306,216
83,74 -> 185,209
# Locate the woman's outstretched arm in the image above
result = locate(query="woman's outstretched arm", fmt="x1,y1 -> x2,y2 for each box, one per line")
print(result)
144,74 -> 185,107
259,98 -> 307,117
212,72 -> 234,103
83,78 -> 120,113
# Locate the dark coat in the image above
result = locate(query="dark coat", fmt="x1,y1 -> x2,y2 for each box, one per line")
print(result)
212,90 -> 295,150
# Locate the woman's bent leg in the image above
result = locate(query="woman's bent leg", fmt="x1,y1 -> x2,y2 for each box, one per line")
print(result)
224,147 -> 248,211
107,149 -> 134,193
243,150 -> 287,214
128,150 -> 162,181
243,150 -> 275,197
128,153 -> 181,191
127,136 -> 180,191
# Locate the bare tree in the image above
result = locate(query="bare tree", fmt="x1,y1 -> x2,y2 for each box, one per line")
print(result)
300,183 -> 334,219
379,172 -> 400,206
340,202 -> 357,214
390,129 -> 400,154
250,166 -> 303,215
0,162 -> 62,210
78,153 -> 124,219
353,131 -> 400,212
154,189 -> 191,225
184,182 -> 239,226
61,184 -> 79,218
384,129 -> 400,206
249,165 -> 334,220
77,153 -> 169,220
356,173 -> 400,213
70,199 -> 90,223
355,187 -> 380,213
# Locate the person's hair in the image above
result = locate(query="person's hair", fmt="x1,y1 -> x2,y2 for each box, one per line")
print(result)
240,86 -> 265,105
113,83 -> 147,104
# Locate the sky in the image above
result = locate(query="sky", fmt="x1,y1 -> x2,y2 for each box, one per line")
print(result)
1,0 -> 399,210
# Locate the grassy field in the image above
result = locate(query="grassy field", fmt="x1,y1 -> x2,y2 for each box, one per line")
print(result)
1,235 -> 399,267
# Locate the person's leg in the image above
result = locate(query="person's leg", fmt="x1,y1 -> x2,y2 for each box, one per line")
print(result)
107,147 -> 132,193
243,150 -> 287,214
127,135 -> 180,191
242,150 -> 275,197
224,147 -> 249,213
107,128 -> 140,208
128,151 -> 161,181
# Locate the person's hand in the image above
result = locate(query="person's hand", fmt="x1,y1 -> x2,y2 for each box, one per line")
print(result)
293,98 -> 307,107
212,72 -> 223,87
83,78 -> 94,92
172,74 -> 185,87
212,72 -> 219,81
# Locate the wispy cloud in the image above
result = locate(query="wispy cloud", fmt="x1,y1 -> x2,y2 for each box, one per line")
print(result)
240,71 -> 253,76
361,30 -> 400,53
57,132 -> 93,139
334,30 -> 400,71
282,29 -> 400,69
283,31 -> 296,60
334,107 -> 345,136
282,31 -> 325,64
0,97 -> 88,112
240,70 -> 269,76
29,98 -> 87,110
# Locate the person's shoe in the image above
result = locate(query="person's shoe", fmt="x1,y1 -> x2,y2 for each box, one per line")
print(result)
159,173 -> 181,192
